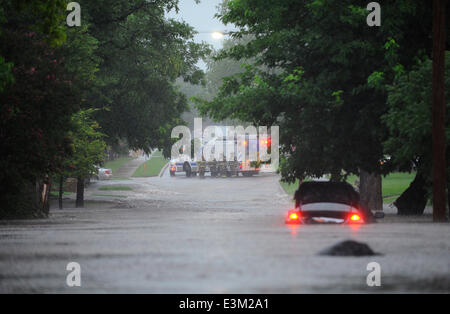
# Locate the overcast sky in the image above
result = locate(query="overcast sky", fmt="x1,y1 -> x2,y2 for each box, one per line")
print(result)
167,0 -> 236,70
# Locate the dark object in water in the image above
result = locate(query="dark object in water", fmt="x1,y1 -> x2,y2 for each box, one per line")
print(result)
394,173 -> 427,215
319,240 -> 379,257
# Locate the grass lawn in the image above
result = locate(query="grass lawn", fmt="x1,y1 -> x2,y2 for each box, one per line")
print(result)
279,180 -> 300,196
151,150 -> 163,157
279,177 -> 314,196
98,185 -> 133,191
280,172 -> 416,203
111,177 -> 131,181
49,191 -> 73,197
92,194 -> 128,198
132,154 -> 168,177
103,157 -> 135,174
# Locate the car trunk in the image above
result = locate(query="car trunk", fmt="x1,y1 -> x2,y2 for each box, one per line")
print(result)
300,203 -> 351,224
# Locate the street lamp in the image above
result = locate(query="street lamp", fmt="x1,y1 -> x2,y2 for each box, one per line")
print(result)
211,31 -> 224,40
210,31 -> 231,40
197,31 -> 231,40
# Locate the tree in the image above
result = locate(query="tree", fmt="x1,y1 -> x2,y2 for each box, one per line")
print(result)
383,54 -> 450,214
0,0 -> 67,98
63,109 -> 107,208
180,35 -> 255,130
0,20 -> 76,218
0,0 -> 98,217
197,0 -> 441,211
0,0 -> 207,217
77,0 -> 211,157
205,37 -> 254,93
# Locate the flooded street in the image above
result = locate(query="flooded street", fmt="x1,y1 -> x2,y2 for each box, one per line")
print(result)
1,171 -> 449,293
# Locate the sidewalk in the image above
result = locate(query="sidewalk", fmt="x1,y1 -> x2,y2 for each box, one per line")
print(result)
113,156 -> 147,178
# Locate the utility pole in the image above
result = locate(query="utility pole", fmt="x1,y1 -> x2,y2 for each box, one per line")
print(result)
432,0 -> 447,222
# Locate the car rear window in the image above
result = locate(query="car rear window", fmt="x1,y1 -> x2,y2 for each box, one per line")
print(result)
295,182 -> 359,206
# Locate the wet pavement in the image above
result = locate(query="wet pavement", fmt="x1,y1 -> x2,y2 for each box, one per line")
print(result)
0,171 -> 449,293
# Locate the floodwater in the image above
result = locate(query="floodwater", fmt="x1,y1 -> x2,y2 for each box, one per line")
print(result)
1,171 -> 449,293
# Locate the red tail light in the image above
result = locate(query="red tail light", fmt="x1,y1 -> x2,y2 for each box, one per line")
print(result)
286,210 -> 301,224
105,170 -> 111,174
348,208 -> 364,224
289,212 -> 299,220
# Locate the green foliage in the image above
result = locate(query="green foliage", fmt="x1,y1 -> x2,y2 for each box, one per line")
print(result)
206,37 -> 255,93
0,0 -> 67,104
383,53 -> 450,178
0,28 -> 77,217
98,185 -> 132,191
0,0 -> 104,217
64,109 -> 107,179
0,0 -> 209,217
2,0 -> 67,46
0,56 -> 14,92
62,25 -> 100,83
198,0 -> 438,183
77,0 -> 211,155
281,172 -> 416,203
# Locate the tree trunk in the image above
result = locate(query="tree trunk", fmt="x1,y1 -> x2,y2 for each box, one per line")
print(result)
393,172 -> 428,215
58,175 -> 64,210
359,170 -> 382,212
36,177 -> 50,216
1,177 -> 50,219
76,176 -> 84,208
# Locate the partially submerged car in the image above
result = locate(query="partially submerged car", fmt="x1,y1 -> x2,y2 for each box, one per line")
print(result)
286,181 -> 381,225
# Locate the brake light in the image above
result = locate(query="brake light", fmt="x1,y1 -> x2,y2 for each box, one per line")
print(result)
105,170 -> 110,174
348,208 -> 364,224
290,212 -> 299,220
286,210 -> 301,224
171,167 -> 176,171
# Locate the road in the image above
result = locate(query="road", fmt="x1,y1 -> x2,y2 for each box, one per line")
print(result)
0,170 -> 449,293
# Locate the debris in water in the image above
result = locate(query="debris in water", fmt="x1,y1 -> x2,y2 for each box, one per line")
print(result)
319,240 -> 380,257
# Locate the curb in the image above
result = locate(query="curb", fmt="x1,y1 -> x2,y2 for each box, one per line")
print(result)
277,177 -> 289,196
159,162 -> 170,178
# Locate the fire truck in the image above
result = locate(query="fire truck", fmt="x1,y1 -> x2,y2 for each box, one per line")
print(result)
169,136 -> 269,177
